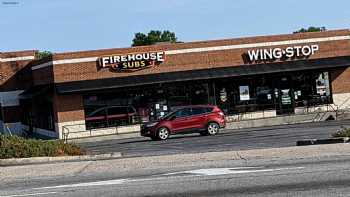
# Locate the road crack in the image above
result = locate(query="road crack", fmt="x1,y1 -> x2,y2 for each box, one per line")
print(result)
236,151 -> 247,161
74,161 -> 93,175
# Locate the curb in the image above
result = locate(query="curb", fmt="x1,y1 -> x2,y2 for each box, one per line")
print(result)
0,152 -> 122,167
296,137 -> 349,146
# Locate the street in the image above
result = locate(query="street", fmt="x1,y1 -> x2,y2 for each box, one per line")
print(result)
1,152 -> 350,197
79,120 -> 350,157
1,121 -> 350,197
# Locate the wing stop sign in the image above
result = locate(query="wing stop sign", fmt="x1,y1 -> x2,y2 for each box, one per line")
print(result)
99,51 -> 165,71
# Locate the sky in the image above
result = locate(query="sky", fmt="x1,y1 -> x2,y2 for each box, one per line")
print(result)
0,0 -> 349,53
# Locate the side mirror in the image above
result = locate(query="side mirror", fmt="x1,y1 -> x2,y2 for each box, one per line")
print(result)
169,115 -> 176,121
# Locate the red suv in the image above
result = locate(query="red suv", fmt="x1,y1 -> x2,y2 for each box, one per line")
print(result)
141,105 -> 226,140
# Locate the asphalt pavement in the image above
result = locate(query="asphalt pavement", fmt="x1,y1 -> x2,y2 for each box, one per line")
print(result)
79,120 -> 350,157
1,150 -> 350,197
2,121 -> 350,197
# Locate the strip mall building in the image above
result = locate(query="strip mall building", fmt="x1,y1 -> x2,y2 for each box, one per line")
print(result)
1,29 -> 350,139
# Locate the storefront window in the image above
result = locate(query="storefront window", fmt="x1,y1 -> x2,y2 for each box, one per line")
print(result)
20,96 -> 54,131
293,71 -> 331,107
83,70 -> 333,130
83,82 -> 211,130
215,76 -> 275,114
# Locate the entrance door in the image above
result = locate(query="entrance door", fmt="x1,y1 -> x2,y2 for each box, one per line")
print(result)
276,77 -> 295,115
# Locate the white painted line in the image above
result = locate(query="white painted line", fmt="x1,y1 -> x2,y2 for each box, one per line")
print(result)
166,35 -> 350,55
0,192 -> 58,197
35,179 -> 128,189
54,57 -> 99,65
33,166 -> 304,191
166,167 -> 305,176
162,166 -> 264,176
0,56 -> 35,62
30,35 -> 350,70
32,57 -> 98,70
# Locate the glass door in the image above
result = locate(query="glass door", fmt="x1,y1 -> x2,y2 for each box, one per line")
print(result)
276,77 -> 295,115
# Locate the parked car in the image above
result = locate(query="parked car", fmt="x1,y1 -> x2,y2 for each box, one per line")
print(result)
85,105 -> 136,129
141,105 -> 226,140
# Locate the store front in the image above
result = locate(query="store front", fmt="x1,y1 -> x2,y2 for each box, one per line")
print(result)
1,29 -> 350,139
78,68 -> 333,130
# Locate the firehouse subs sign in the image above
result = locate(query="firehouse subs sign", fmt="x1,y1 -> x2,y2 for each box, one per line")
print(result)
246,44 -> 319,62
99,51 -> 165,71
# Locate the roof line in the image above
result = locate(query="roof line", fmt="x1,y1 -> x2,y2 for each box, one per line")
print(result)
32,35 -> 350,71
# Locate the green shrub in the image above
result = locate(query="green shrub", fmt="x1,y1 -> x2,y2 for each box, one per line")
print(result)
0,135 -> 85,159
332,127 -> 350,138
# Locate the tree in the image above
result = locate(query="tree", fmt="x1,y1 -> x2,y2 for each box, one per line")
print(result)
293,26 -> 326,34
35,51 -> 52,59
132,30 -> 177,46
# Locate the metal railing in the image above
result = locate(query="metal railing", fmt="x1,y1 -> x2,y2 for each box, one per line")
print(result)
61,116 -> 145,142
310,103 -> 339,122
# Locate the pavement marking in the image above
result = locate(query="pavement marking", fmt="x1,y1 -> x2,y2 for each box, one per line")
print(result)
164,167 -> 305,176
0,192 -> 59,197
35,179 -> 128,189
32,166 -> 304,190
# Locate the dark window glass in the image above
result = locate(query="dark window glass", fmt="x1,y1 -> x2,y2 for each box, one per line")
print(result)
205,107 -> 214,113
191,107 -> 206,115
89,108 -> 106,117
107,107 -> 127,115
175,108 -> 191,118
127,106 -> 136,113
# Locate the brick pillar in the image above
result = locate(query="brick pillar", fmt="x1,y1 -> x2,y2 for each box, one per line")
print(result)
53,93 -> 86,139
330,67 -> 350,109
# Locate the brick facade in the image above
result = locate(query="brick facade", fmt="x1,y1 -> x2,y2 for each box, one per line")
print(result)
53,93 -> 85,123
330,67 -> 350,94
0,51 -> 36,124
49,29 -> 350,84
1,29 -> 350,138
0,51 -> 35,91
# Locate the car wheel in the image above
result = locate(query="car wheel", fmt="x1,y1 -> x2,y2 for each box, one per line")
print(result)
207,122 -> 219,135
157,127 -> 170,140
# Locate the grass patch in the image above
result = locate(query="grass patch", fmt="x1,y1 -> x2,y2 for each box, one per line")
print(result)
332,127 -> 350,138
0,135 -> 85,159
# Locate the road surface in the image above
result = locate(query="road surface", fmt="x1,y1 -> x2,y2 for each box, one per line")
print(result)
79,120 -> 350,157
1,154 -> 350,197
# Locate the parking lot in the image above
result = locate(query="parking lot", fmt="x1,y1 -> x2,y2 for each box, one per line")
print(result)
78,120 -> 350,157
